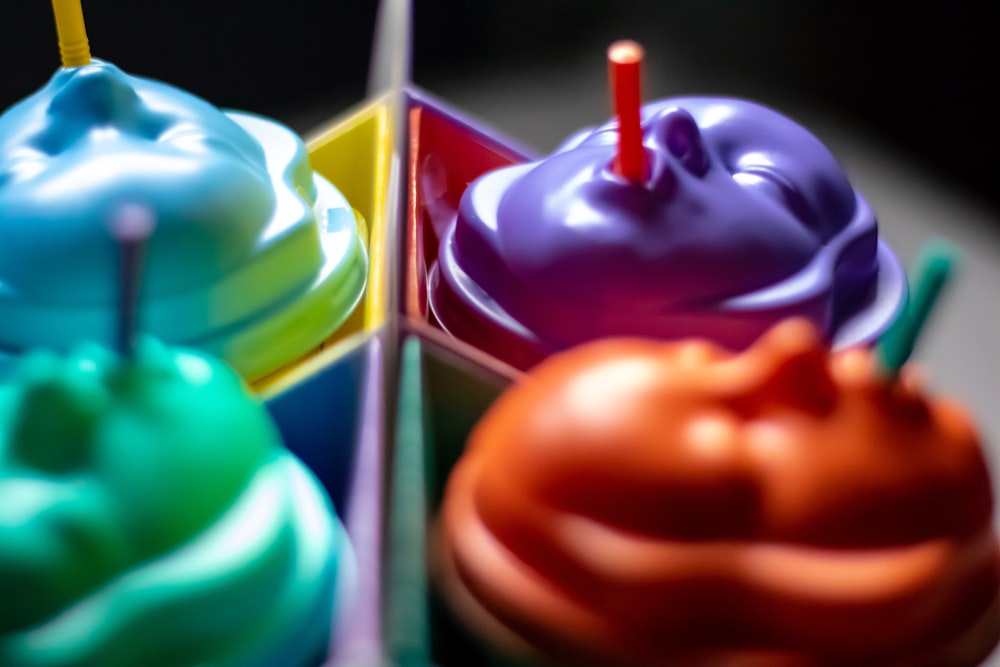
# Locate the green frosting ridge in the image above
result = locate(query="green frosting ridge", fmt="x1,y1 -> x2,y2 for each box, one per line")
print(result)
0,339 -> 349,666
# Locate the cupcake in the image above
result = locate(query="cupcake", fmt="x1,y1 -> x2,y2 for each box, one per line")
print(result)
0,58 -> 368,381
430,97 -> 905,369
0,337 -> 352,666
437,319 -> 1000,666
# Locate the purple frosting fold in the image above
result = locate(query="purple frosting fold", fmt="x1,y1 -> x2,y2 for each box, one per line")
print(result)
432,97 -> 905,356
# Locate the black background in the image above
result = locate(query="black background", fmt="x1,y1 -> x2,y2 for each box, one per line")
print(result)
2,1 -> 996,212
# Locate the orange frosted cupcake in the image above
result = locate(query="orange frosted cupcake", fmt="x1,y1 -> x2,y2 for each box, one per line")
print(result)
437,319 -> 1000,666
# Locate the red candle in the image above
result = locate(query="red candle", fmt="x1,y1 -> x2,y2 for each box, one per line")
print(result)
608,40 -> 645,182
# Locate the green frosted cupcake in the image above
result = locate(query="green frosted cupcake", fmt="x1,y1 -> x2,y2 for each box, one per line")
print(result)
0,338 -> 352,667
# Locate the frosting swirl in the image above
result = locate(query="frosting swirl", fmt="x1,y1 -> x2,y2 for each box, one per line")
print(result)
438,320 -> 1000,665
0,340 -> 350,666
0,61 -> 367,380
431,98 -> 905,367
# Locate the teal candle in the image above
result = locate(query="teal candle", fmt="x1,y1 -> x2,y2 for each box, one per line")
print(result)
876,239 -> 958,375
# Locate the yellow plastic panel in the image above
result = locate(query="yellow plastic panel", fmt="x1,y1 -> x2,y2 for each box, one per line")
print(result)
253,96 -> 393,395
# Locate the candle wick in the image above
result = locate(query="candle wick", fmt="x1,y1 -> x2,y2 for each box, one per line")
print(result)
108,203 -> 155,361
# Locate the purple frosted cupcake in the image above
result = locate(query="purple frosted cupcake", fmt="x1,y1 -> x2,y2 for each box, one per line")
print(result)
430,97 -> 906,369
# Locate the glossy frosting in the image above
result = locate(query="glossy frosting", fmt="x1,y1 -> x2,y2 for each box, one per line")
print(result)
0,61 -> 367,381
439,319 -> 1000,666
431,98 -> 905,368
0,339 -> 350,666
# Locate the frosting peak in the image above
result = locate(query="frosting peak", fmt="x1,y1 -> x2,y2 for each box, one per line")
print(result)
431,97 -> 906,367
0,61 -> 368,380
0,61 -> 275,302
438,320 -> 1000,665
0,340 -> 350,666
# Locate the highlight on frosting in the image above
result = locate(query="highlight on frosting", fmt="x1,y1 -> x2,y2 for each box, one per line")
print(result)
438,319 -> 1000,666
0,338 -> 351,667
0,60 -> 368,381
431,97 -> 906,366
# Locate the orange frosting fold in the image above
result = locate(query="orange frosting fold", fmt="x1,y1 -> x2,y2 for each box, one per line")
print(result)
438,319 -> 1000,666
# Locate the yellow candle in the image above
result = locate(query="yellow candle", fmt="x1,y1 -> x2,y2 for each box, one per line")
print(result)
51,0 -> 91,68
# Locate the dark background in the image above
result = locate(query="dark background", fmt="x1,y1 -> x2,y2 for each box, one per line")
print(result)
1,1 -> 996,211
